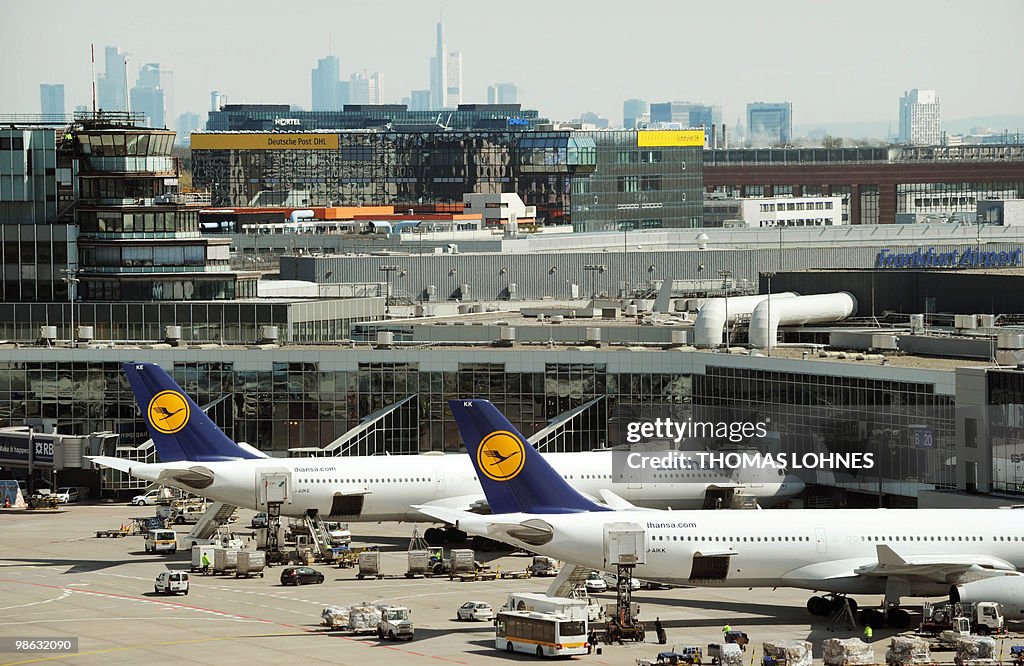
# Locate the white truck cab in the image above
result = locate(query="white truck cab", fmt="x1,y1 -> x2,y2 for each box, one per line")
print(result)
377,606 -> 414,641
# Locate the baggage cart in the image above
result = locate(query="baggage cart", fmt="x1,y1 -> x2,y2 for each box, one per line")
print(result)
236,550 -> 266,578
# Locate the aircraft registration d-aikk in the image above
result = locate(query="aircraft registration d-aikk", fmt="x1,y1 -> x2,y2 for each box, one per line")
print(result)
88,363 -> 802,542
415,399 -> 1024,629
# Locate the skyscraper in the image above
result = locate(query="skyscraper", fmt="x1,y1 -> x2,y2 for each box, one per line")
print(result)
446,52 -> 462,107
176,112 -> 201,145
312,56 -> 343,110
40,84 -> 65,116
97,46 -> 128,112
622,98 -> 648,129
409,90 -> 431,111
488,83 -> 519,105
130,63 -> 172,129
349,71 -> 383,105
430,21 -> 447,108
899,89 -> 941,145
746,102 -> 793,147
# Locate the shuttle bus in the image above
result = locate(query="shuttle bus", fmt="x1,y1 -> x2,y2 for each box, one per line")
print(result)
494,609 -> 588,657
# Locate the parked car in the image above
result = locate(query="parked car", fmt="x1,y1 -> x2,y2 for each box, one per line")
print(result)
132,490 -> 162,506
602,572 -> 641,591
456,601 -> 493,621
280,566 -> 324,586
250,512 -> 269,528
584,571 -> 607,593
154,571 -> 189,595
54,487 -> 79,504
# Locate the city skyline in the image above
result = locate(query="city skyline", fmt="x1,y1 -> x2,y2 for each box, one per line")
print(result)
2,0 -> 1022,134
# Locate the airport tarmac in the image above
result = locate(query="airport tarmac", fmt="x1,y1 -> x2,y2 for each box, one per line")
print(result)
0,503 -> 998,666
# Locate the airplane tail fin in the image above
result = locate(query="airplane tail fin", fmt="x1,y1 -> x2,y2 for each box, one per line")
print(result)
448,399 -> 609,514
122,362 -> 259,462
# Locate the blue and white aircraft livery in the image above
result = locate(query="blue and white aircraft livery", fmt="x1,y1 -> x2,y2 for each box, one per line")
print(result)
416,399 -> 1024,628
87,363 -> 801,527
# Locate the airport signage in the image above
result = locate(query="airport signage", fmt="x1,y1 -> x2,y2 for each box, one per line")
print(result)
637,129 -> 705,147
190,133 -> 340,151
876,246 -> 1023,269
0,434 -> 54,466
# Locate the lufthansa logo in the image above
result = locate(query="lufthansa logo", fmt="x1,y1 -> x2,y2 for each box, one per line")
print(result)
147,390 -> 190,434
477,431 -> 526,482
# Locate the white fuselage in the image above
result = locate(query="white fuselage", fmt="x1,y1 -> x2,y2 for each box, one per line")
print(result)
448,507 -> 1024,597
117,451 -> 799,521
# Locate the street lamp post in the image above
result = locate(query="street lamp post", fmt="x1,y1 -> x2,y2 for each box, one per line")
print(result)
378,265 -> 400,316
60,268 -> 79,347
584,264 -> 606,300
718,269 -> 732,349
763,271 -> 776,356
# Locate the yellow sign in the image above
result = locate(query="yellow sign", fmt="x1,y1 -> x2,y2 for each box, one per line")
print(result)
637,129 -> 706,147
147,390 -> 190,435
477,431 -> 526,482
190,133 -> 340,150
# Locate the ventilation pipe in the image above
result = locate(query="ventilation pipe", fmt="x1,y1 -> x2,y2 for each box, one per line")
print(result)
749,292 -> 858,349
694,293 -> 798,347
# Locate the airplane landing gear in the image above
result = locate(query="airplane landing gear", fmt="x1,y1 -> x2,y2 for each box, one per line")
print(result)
424,526 -> 467,545
858,605 -> 911,629
807,594 -> 858,617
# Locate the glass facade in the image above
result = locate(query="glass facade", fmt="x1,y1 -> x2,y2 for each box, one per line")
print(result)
570,131 -> 703,231
192,130 -> 594,226
695,367 -> 955,503
0,349 -> 970,504
206,103 -> 546,132
192,129 -> 704,231
987,371 -> 1024,494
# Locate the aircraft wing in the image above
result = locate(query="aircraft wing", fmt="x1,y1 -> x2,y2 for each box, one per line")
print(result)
597,489 -> 659,511
853,544 -> 1020,582
782,545 -> 1021,588
414,505 -> 554,547
417,494 -> 490,514
87,456 -> 215,489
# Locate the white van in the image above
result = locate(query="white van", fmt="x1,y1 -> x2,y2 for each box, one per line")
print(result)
145,529 -> 178,554
154,571 -> 189,595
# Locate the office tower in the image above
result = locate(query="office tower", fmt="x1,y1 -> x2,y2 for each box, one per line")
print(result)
430,22 -> 447,108
349,72 -> 383,105
488,83 -> 519,105
650,101 -> 721,129
130,63 -> 172,128
899,89 -> 941,145
211,91 -> 226,112
578,112 -> 609,129
176,112 -> 201,144
97,46 -> 128,112
410,90 -> 431,111
622,98 -> 648,129
40,84 -> 65,116
446,52 -> 462,106
312,55 -> 343,110
746,102 -> 793,146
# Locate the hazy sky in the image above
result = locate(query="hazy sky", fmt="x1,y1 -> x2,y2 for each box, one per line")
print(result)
3,0 -> 1022,130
